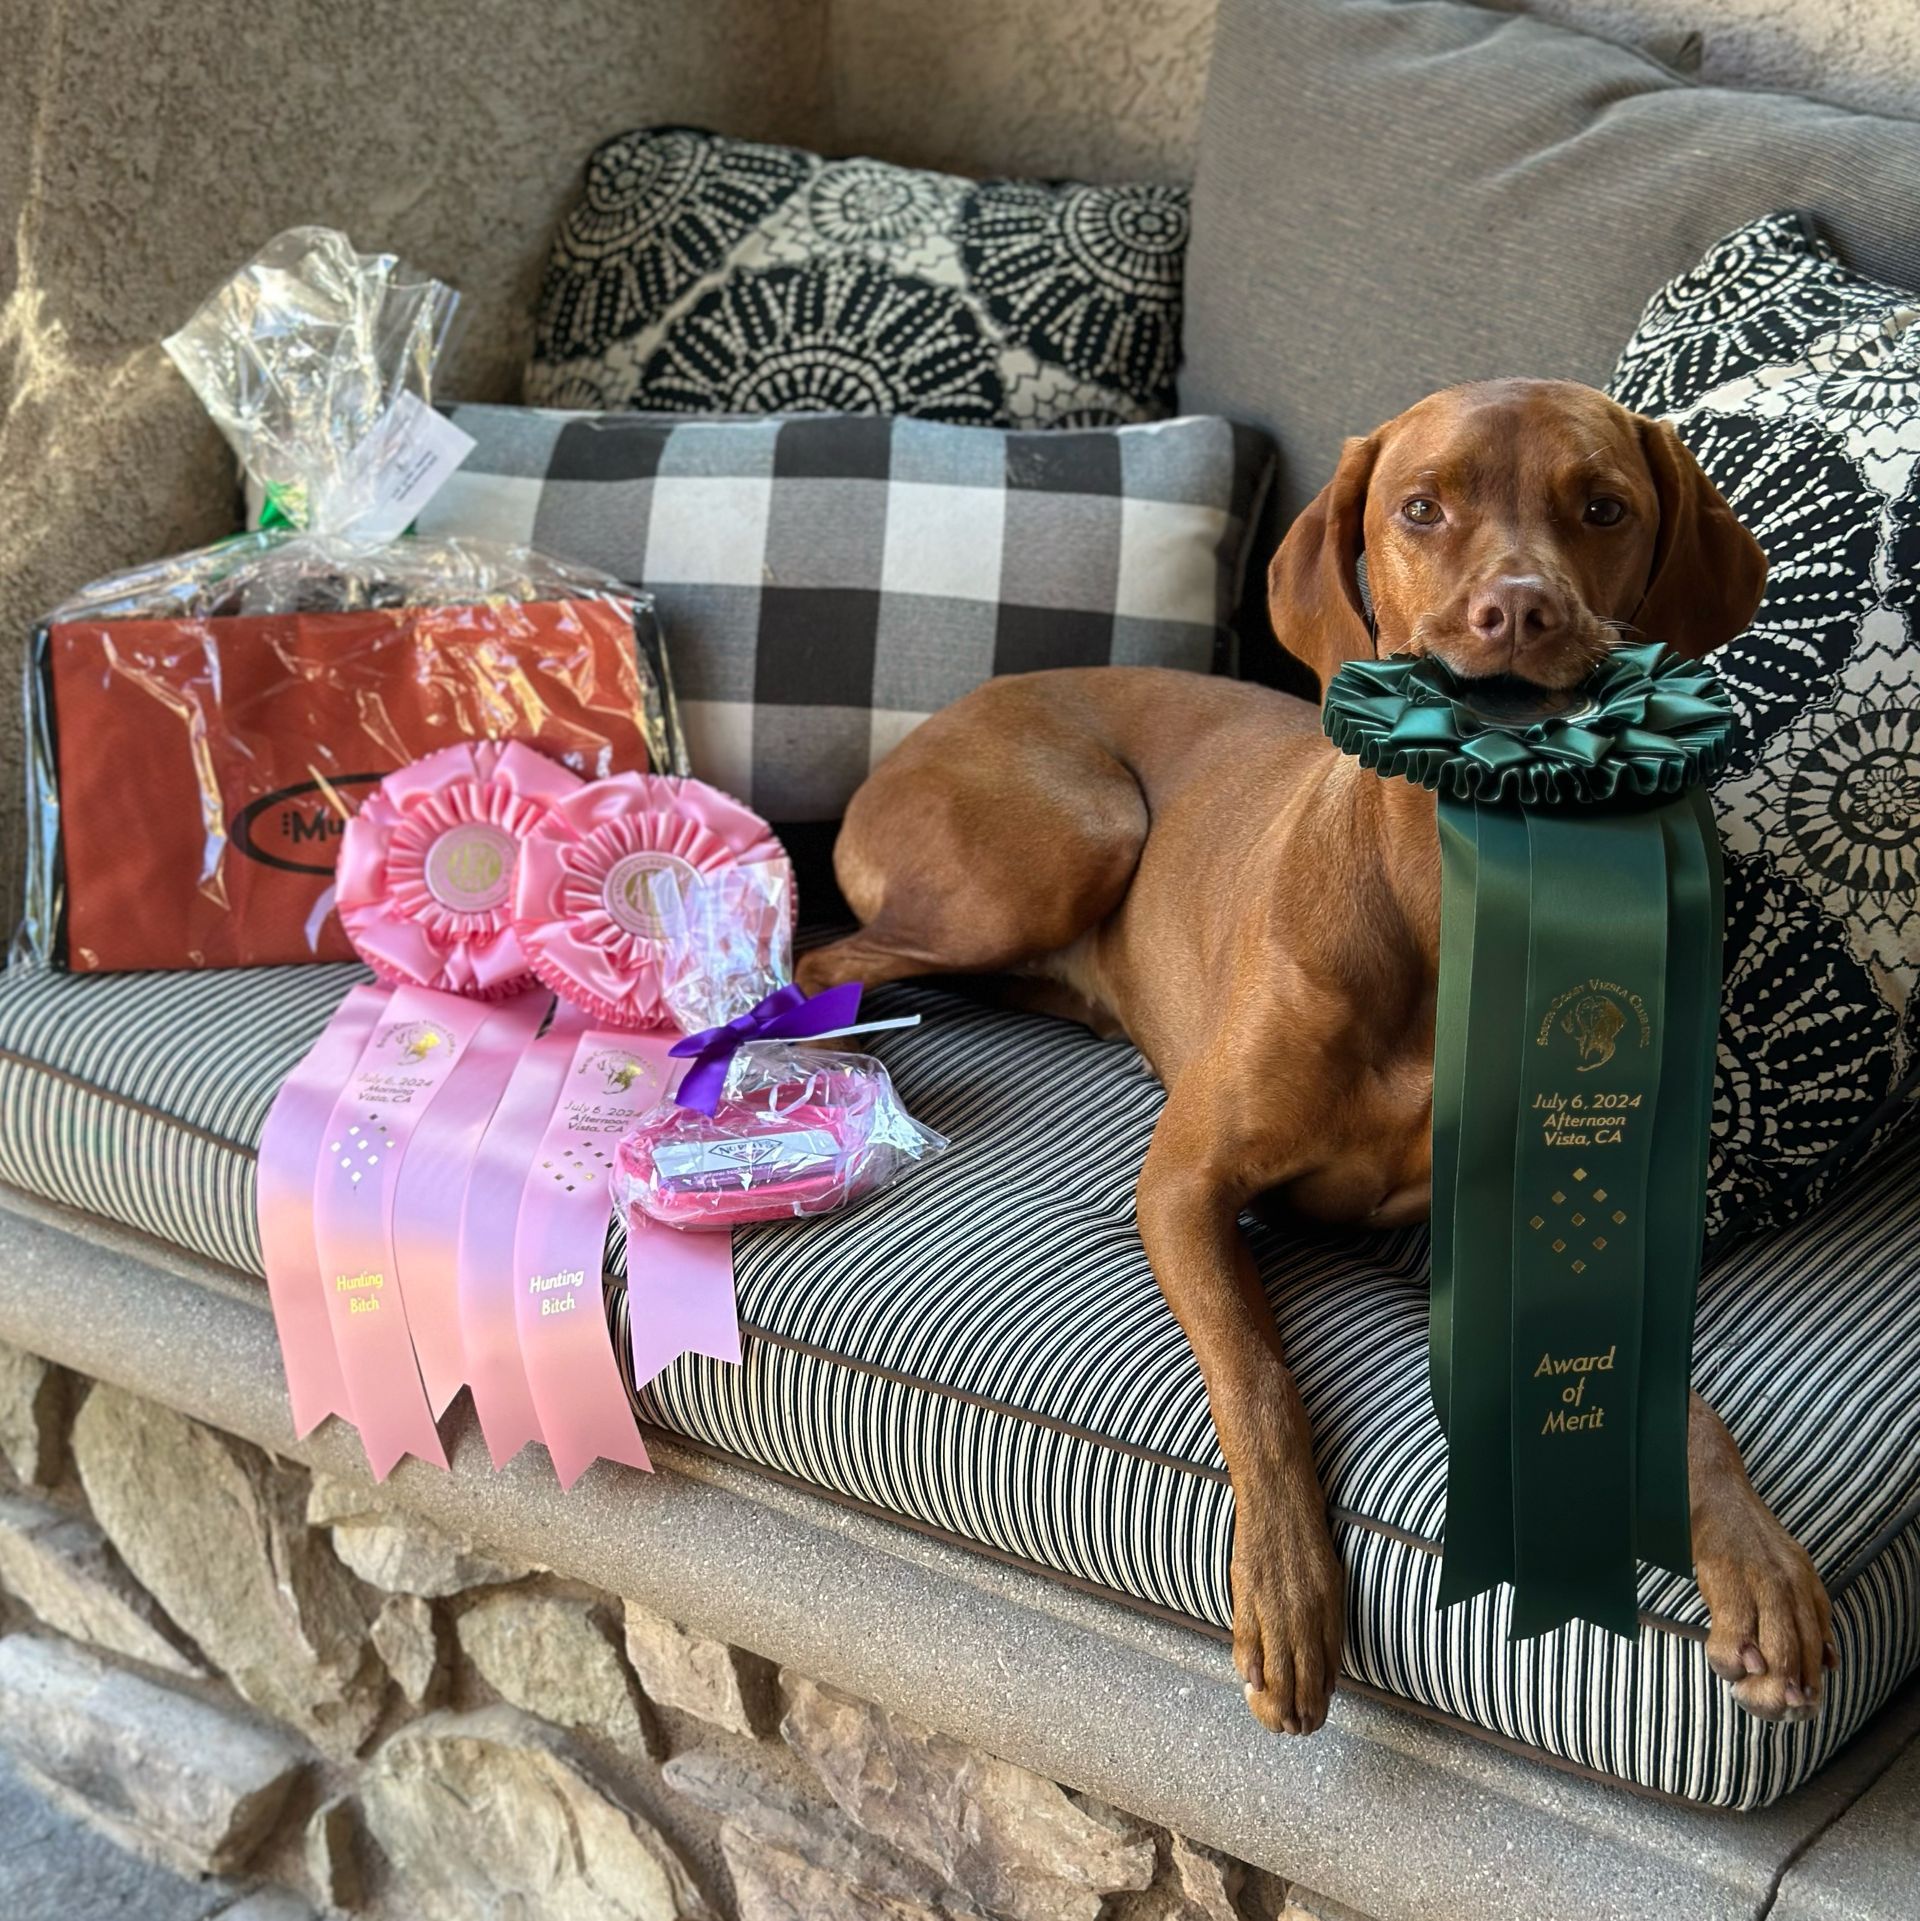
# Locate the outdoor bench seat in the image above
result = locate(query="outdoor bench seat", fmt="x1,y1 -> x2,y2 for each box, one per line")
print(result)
2,956 -> 1915,1809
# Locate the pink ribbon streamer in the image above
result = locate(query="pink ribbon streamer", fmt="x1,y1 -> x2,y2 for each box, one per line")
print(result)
258,983 -> 388,1438
457,1001 -> 590,1468
259,759 -> 762,1482
510,1028 -> 680,1486
624,1211 -> 743,1395
390,990 -> 549,1418
312,985 -> 499,1479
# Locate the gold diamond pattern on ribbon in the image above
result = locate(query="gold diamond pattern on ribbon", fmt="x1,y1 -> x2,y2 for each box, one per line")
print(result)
1533,1184 -> 1621,1275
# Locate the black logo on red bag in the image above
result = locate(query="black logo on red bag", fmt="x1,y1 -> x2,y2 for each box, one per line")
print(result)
230,773 -> 384,876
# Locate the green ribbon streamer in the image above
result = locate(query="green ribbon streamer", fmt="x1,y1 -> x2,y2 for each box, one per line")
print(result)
1327,646 -> 1730,1639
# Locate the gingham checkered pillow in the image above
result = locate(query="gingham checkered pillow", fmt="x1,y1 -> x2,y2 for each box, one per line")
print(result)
418,407 -> 1273,821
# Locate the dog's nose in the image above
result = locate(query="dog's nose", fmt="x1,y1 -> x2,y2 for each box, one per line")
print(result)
1466,576 -> 1559,646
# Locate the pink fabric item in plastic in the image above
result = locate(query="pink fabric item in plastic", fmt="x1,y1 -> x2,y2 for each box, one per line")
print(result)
513,774 -> 789,1030
337,741 -> 583,998
620,1091 -> 875,1229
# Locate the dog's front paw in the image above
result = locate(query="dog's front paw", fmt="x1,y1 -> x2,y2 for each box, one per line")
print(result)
1229,1511 -> 1345,1736
1697,1524 -> 1836,1723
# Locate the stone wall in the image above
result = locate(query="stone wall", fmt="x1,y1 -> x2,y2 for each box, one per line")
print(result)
0,1340 -> 1363,1921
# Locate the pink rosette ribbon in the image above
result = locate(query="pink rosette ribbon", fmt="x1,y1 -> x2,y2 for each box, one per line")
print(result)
337,741 -> 583,999
513,774 -> 789,1029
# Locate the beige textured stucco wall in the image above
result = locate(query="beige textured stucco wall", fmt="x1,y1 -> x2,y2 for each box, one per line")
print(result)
828,0 -> 1217,181
0,0 -> 830,917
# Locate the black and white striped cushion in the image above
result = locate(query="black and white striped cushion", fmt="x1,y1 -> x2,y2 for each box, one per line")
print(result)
0,958 -> 1913,1806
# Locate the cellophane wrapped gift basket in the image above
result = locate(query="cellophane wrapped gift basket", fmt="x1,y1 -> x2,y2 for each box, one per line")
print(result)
18,226 -> 683,975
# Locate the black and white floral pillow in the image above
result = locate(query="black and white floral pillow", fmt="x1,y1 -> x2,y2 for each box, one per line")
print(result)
1611,213 -> 1920,1242
527,127 -> 1188,428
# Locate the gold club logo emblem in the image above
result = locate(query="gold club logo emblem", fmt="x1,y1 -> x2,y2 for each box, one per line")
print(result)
377,1020 -> 456,1064
577,1047 -> 653,1095
1562,993 -> 1626,1071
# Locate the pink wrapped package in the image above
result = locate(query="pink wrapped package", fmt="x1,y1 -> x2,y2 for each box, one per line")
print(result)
615,864 -> 946,1229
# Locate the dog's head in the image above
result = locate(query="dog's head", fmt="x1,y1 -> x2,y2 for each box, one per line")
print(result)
1269,379 -> 1766,697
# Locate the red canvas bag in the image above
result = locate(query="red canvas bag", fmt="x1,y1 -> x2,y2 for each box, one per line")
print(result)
37,596 -> 669,973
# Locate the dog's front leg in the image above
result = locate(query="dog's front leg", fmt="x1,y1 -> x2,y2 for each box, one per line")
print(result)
1689,1391 -> 1836,1720
1137,1092 -> 1344,1735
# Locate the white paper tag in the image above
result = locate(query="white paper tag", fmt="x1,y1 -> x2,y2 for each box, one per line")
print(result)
248,392 -> 477,539
350,392 -> 476,541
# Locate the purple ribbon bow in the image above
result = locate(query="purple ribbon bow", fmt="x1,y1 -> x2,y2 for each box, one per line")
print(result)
668,982 -> 864,1115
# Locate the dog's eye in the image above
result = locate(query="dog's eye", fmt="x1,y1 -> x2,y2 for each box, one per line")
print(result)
1402,497 -> 1442,526
1584,497 -> 1626,527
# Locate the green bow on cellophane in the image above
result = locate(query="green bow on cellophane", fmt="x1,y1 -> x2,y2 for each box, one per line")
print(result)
1325,643 -> 1733,1638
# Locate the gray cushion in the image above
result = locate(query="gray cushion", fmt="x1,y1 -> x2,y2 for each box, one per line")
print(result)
1180,0 -> 1920,523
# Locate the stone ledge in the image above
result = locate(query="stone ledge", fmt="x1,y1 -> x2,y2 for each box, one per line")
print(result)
2,1181 -> 1917,1921
1773,1735 -> 1920,1921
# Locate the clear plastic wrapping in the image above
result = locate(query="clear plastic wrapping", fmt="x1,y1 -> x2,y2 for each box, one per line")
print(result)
619,1041 -> 946,1228
655,861 -> 795,1034
165,224 -> 460,542
18,227 -> 683,975
617,865 -> 947,1228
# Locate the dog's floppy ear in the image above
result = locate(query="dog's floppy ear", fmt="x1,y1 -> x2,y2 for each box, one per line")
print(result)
1633,415 -> 1767,658
1269,432 -> 1380,700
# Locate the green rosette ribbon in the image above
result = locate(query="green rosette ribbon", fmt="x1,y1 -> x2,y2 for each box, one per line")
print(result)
1325,642 -> 1731,1638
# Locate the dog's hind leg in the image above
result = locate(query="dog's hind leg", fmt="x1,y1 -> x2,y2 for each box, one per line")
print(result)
795,677 -> 1147,1001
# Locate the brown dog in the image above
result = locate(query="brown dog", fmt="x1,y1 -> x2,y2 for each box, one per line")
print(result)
798,380 -> 1835,1736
